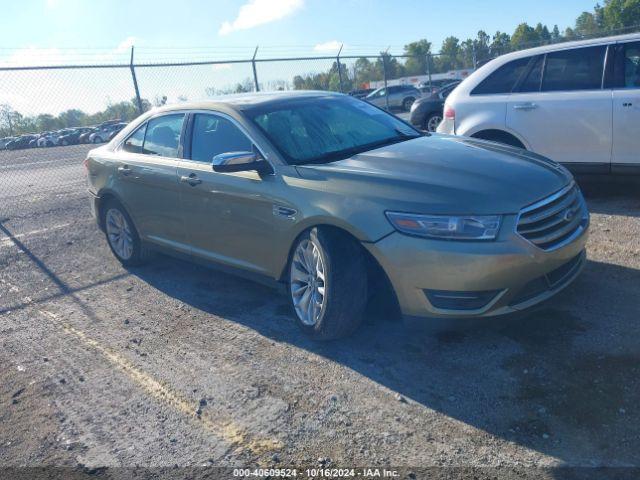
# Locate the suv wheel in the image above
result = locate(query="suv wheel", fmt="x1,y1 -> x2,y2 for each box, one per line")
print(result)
102,200 -> 151,266
288,228 -> 367,340
424,112 -> 443,132
402,97 -> 416,111
93,136 -> 102,144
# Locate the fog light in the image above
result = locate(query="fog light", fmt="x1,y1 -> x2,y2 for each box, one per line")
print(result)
425,289 -> 501,311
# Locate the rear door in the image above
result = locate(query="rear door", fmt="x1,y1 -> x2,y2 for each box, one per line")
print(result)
115,113 -> 188,251
506,45 -> 612,171
611,40 -> 640,172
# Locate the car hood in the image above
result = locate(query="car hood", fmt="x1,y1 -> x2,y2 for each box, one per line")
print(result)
295,135 -> 573,215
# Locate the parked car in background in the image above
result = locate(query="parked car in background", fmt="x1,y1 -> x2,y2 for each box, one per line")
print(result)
79,127 -> 98,144
418,79 -> 458,94
37,130 -> 63,147
1,137 -> 17,149
438,33 -> 640,175
409,81 -> 460,132
348,88 -> 374,99
5,134 -> 37,150
106,122 -> 128,141
89,123 -> 126,143
58,127 -> 93,146
86,92 -> 589,340
365,85 -> 422,111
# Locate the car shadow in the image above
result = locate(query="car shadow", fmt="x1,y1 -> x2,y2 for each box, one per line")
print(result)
577,175 -> 640,218
127,252 -> 640,468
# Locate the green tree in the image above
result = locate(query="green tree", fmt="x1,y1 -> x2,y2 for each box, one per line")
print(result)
490,31 -> 512,57
438,37 -> 462,71
575,11 -> 600,36
403,39 -> 432,75
601,0 -> 640,29
511,23 -> 539,49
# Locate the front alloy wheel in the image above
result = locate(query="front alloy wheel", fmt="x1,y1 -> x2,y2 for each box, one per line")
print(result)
290,239 -> 326,326
288,228 -> 367,340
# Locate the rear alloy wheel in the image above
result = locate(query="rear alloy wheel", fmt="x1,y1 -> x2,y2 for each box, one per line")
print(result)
289,228 -> 367,340
402,97 -> 416,112
424,112 -> 443,132
103,200 -> 151,266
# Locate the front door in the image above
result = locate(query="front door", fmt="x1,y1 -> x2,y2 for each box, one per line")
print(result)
177,112 -> 281,276
612,41 -> 640,171
507,45 -> 612,171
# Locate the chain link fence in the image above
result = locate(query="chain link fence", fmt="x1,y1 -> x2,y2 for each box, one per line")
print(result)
0,50 -> 476,254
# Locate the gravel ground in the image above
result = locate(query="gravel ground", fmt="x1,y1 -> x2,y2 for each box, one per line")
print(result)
0,145 -> 639,480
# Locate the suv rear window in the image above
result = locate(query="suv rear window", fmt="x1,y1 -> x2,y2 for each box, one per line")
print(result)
541,45 -> 606,92
471,57 -> 530,95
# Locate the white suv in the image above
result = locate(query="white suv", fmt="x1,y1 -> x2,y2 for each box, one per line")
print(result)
437,33 -> 640,175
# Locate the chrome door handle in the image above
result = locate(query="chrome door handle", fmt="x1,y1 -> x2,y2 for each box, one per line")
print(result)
513,103 -> 538,111
180,174 -> 202,186
117,166 -> 132,176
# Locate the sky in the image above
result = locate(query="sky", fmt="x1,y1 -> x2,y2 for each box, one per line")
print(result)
0,0 -> 597,116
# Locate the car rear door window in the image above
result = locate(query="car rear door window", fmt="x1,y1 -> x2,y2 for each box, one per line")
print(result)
143,114 -> 184,157
471,57 -> 530,95
190,114 -> 253,162
541,45 -> 606,92
623,42 -> 640,88
517,55 -> 544,92
122,124 -> 146,153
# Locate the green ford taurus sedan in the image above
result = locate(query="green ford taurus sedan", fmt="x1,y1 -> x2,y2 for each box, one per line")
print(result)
86,91 -> 589,339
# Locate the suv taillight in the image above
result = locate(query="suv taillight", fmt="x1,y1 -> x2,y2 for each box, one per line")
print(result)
444,104 -> 455,120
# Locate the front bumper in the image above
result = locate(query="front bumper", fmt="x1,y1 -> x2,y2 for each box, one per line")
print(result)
363,214 -> 588,319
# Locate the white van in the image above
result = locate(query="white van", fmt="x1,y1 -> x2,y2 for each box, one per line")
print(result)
437,33 -> 640,174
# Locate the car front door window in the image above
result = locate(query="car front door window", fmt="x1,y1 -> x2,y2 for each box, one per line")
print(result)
190,114 -> 253,162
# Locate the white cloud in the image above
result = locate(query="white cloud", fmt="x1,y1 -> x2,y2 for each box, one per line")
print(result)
45,0 -> 60,8
219,0 -> 303,36
115,36 -> 137,53
313,41 -> 343,53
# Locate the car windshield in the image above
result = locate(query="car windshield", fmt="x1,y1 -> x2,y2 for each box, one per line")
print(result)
244,96 -> 421,165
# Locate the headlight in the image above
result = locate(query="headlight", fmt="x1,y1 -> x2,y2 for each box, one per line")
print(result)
386,212 -> 501,240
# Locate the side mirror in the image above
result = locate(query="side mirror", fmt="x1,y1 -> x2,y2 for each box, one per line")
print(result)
211,151 -> 273,175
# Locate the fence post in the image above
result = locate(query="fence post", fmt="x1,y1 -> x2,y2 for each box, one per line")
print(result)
382,54 -> 389,111
426,53 -> 433,92
252,46 -> 260,92
336,43 -> 344,93
129,47 -> 143,115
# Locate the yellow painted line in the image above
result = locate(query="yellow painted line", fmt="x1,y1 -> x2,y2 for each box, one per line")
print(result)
38,309 -> 281,457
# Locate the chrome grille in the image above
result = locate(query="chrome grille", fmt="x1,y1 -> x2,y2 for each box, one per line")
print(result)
517,183 -> 588,251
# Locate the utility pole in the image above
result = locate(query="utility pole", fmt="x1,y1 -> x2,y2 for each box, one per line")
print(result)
252,46 -> 260,92
130,46 -> 143,115
336,43 -> 344,93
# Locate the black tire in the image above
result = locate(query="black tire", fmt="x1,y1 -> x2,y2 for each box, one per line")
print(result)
402,97 -> 416,112
101,199 -> 151,267
288,227 -> 367,340
93,136 -> 102,144
423,112 -> 443,132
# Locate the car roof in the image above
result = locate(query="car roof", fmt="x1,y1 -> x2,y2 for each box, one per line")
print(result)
152,90 -> 345,114
495,32 -> 640,63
